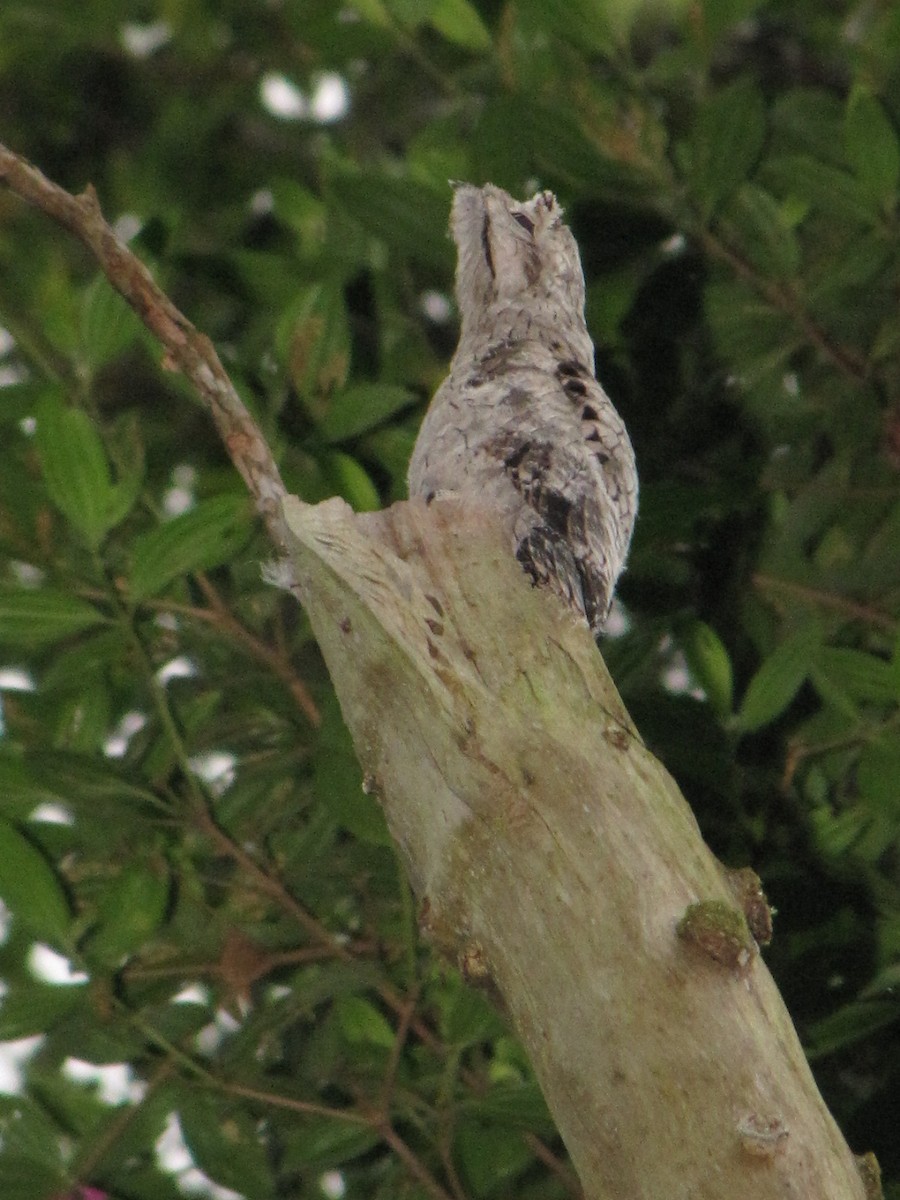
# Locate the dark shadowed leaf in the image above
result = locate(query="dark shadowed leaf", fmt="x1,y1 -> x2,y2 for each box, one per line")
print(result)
320,382 -> 417,442
456,1120 -> 534,1196
762,155 -> 875,224
844,87 -> 900,215
736,622 -> 823,733
805,999 -> 899,1061
690,80 -> 766,219
280,1116 -> 380,1172
331,167 -> 454,272
857,741 -> 900,815
726,183 -> 801,279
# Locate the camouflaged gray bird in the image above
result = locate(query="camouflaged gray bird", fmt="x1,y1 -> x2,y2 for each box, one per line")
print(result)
408,183 -> 638,635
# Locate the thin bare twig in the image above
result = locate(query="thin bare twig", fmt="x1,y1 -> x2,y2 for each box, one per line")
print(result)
379,1122 -> 458,1200
699,229 -> 870,384
0,140 -> 290,551
191,800 -> 350,953
378,986 -> 421,1118
213,1079 -> 371,1123
753,572 -> 898,631
193,571 -> 321,726
524,1132 -> 584,1196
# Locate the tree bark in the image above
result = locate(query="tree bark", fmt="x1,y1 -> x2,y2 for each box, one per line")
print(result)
283,492 -> 868,1200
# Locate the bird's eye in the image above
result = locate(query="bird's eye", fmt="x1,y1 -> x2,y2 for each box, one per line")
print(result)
512,212 -> 535,233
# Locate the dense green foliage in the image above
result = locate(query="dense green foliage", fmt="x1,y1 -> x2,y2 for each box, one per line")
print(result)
1,2 -> 899,1197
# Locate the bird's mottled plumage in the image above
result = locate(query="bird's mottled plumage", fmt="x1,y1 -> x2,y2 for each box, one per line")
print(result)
407,184 -> 637,635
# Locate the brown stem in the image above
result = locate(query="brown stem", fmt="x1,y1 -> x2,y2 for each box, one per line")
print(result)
524,1132 -> 584,1197
193,571 -> 321,726
123,941 -> 377,982
216,1079 -> 456,1200
379,1122 -> 457,1200
699,229 -> 869,384
193,797 -> 575,1190
753,572 -> 898,631
214,1079 -> 370,1123
377,986 -> 420,1118
0,140 -> 290,552
78,583 -> 321,728
191,800 -> 349,953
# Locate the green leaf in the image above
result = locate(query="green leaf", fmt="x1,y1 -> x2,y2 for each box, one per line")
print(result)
331,167 -> 454,273
443,982 -> 505,1046
87,862 -> 170,965
0,1096 -> 64,1173
726,183 -> 801,278
770,88 -> 846,165
844,87 -> 900,214
691,0 -> 766,46
460,1081 -> 555,1132
680,621 -> 733,717
335,995 -> 396,1048
735,622 -> 822,732
314,695 -> 392,844
53,676 -> 112,753
456,1120 -> 534,1196
690,79 -> 766,219
0,1155 -> 66,1200
0,753 -> 47,820
129,494 -> 252,602
347,0 -> 391,24
178,1094 -> 275,1197
280,1116 -> 380,1172
35,393 -> 134,548
26,750 -> 160,813
429,0 -> 491,50
0,818 -> 71,946
81,274 -> 143,369
810,802 -> 869,860
704,281 -> 799,394
814,647 -> 899,706
323,450 -> 381,512
0,980 -> 86,1040
267,179 -> 328,243
0,587 -> 107,648
763,154 -> 875,225
320,383 -> 417,442
804,999 -> 899,1061
518,0 -> 629,51
277,281 -> 351,401
520,96 -> 648,197
857,740 -> 900,815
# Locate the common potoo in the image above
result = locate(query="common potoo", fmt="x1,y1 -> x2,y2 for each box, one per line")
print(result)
407,184 -> 638,634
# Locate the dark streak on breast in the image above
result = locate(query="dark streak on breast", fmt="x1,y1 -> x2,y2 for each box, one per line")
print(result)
563,379 -> 587,399
481,213 -> 495,278
556,359 -> 589,379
